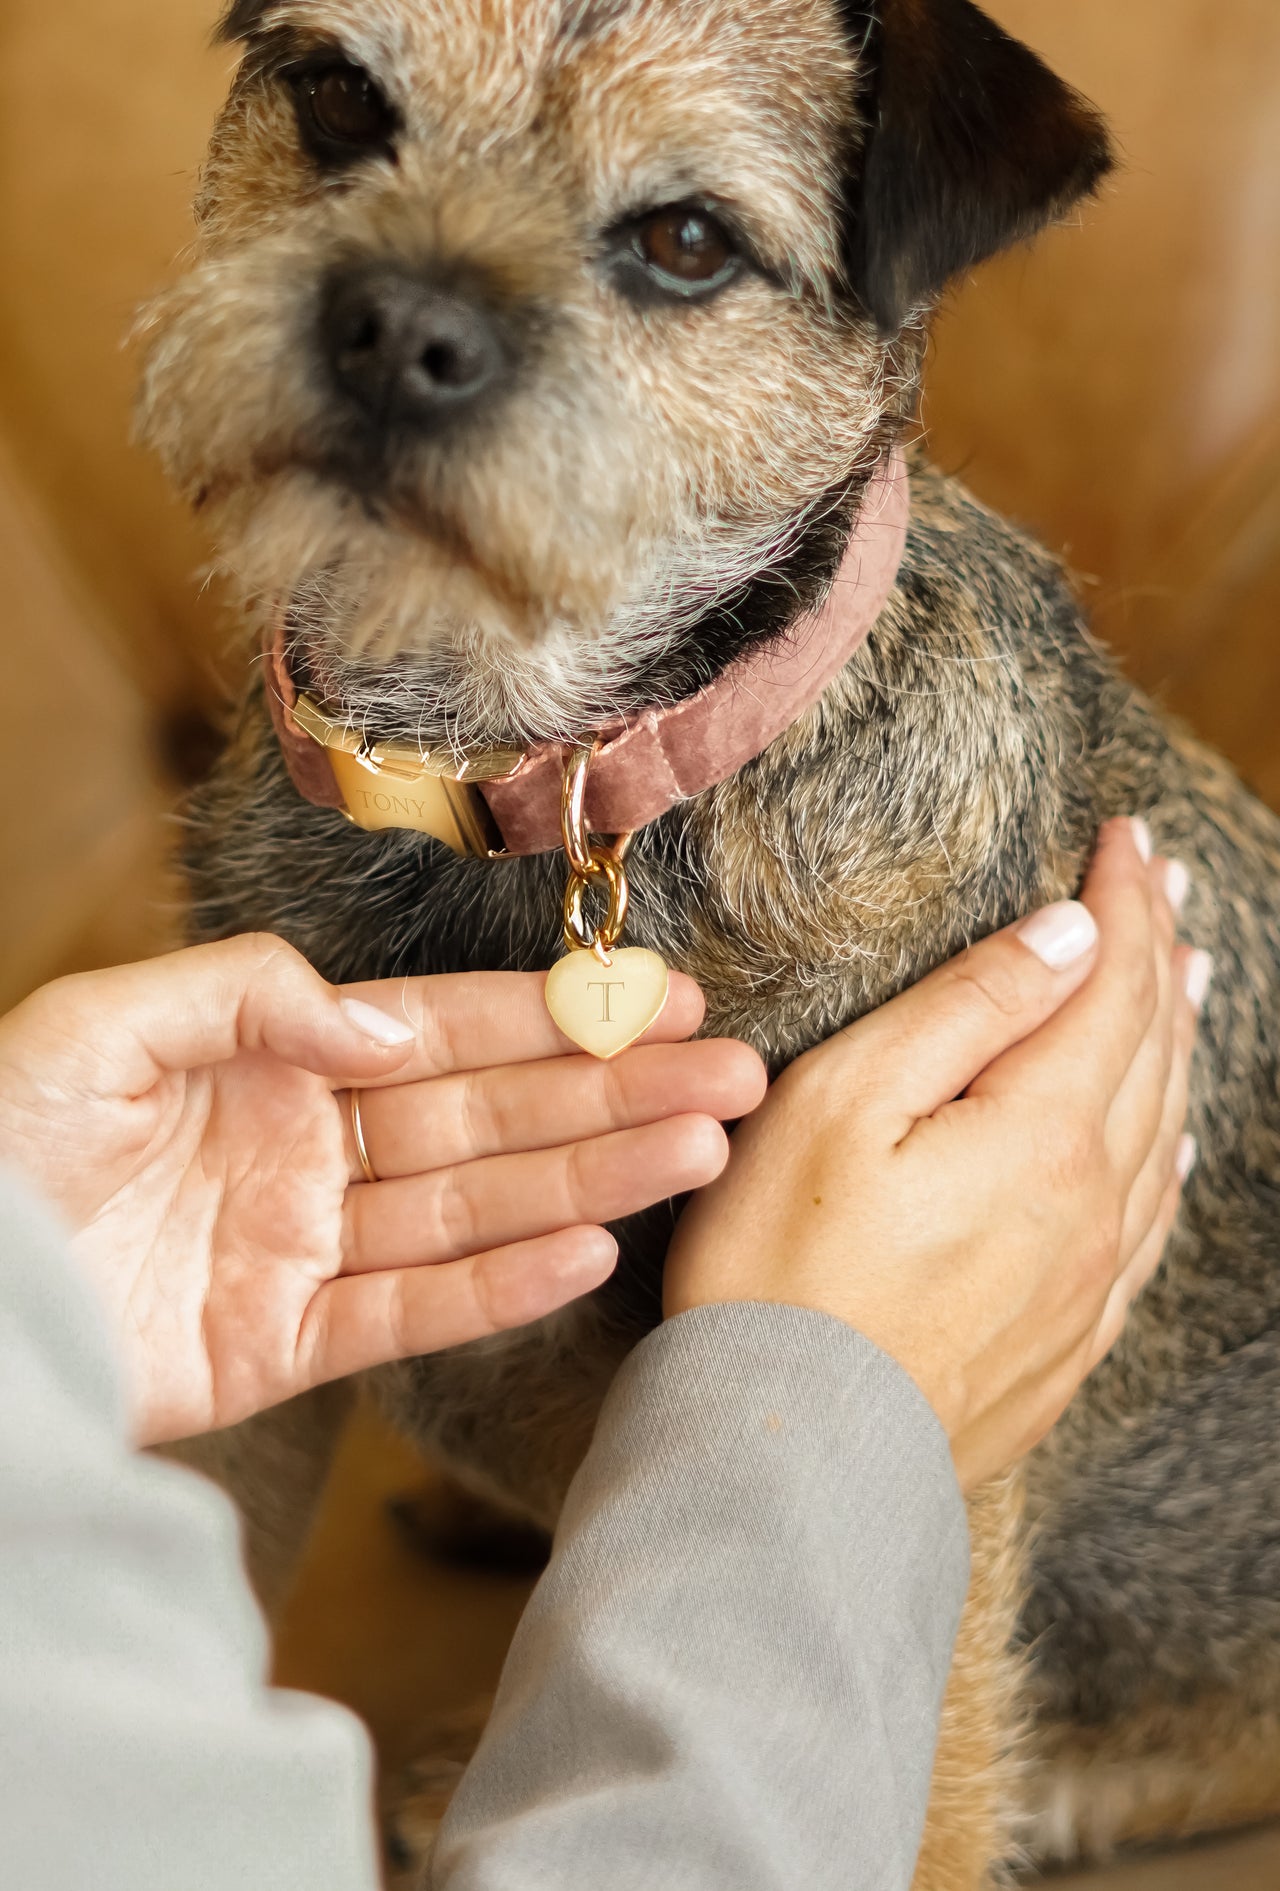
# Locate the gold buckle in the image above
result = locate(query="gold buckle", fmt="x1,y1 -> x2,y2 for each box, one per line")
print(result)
292,692 -> 524,858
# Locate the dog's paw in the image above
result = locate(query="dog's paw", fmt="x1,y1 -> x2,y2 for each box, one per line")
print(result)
381,1705 -> 490,1888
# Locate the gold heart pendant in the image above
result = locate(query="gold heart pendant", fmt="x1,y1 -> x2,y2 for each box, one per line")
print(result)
544,947 -> 671,1060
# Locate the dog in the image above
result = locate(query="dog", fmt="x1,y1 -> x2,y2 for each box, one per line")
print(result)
137,0 -> 1280,1883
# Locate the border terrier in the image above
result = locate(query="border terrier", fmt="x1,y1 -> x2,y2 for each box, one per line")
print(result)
138,0 -> 1280,1882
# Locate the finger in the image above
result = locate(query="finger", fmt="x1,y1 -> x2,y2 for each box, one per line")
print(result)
344,1113 -> 731,1271
1099,861 -> 1180,1180
1089,1152 -> 1190,1369
951,1351 -> 1074,1493
1114,945 -> 1199,1247
953,1059 -> 1190,1496
973,819 -> 1162,1116
17,933 -> 422,1098
298,1225 -> 619,1384
952,1292 -> 1126,1493
335,968 -> 706,1087
787,899 -> 1099,1139
345,1038 -> 768,1182
971,1099 -> 1191,1456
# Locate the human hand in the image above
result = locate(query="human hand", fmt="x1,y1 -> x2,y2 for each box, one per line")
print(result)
665,819 -> 1205,1491
0,935 -> 765,1446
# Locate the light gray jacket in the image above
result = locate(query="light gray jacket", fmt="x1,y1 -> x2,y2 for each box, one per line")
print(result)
0,1172 -> 968,1889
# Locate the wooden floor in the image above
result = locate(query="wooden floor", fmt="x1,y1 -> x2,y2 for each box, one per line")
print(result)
2,0 -> 1279,1882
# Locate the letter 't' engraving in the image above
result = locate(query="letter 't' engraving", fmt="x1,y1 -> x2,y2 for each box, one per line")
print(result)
587,980 -> 626,1024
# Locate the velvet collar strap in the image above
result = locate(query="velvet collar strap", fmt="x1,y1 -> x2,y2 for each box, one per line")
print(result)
265,449 -> 909,859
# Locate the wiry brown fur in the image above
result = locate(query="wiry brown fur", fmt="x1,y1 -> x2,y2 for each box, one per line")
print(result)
1021,1692 -> 1280,1864
137,0 -> 900,679
144,2 -> 1280,1885
912,1475 -> 1028,1891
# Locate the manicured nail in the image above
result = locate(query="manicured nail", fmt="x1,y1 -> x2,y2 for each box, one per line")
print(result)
1130,817 -> 1153,863
1016,901 -> 1100,969
1176,1134 -> 1198,1182
1163,859 -> 1190,913
1183,951 -> 1213,1012
339,996 -> 416,1046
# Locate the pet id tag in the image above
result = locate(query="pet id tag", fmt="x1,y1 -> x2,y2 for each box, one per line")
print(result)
544,743 -> 671,1060
546,945 -> 670,1060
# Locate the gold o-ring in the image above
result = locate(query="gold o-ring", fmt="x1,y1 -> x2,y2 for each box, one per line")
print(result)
560,741 -> 599,877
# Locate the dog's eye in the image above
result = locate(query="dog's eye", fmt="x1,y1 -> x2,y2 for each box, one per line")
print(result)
637,209 -> 735,286
610,204 -> 744,306
292,63 -> 397,165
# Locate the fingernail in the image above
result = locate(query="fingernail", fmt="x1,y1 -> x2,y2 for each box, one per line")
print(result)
1183,951 -> 1213,1012
339,996 -> 416,1046
1163,859 -> 1190,913
1176,1134 -> 1198,1182
1016,901 -> 1100,969
556,1231 -> 619,1285
1130,818 -> 1153,863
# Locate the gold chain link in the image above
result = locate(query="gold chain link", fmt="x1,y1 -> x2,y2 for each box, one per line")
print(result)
559,742 -> 634,958
562,846 -> 629,958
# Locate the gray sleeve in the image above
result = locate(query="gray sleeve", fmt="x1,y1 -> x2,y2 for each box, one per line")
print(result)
0,1171 -> 381,1891
433,1304 -> 969,1891
0,1169 -> 967,1891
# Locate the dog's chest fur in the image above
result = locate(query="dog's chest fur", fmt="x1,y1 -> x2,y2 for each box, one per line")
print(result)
188,459 -> 1280,1734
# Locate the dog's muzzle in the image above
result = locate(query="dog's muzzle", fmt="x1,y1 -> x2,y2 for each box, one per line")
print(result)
266,448 -> 912,859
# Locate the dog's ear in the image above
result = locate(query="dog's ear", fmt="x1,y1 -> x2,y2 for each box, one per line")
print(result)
840,0 -> 1113,333
215,0 -> 267,42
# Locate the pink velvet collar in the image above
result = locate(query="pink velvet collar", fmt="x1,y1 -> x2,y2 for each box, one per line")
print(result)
266,449 -> 909,857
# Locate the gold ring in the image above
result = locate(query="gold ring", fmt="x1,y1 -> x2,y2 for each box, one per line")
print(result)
348,1087 -> 378,1185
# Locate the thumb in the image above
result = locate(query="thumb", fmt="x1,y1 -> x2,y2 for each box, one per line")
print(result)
828,901 -> 1099,1138
23,934 -> 416,1097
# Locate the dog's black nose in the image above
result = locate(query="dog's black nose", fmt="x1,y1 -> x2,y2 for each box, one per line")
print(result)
320,264 -> 508,429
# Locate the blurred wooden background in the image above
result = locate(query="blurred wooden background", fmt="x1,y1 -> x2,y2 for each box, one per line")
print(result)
3,0 -> 1280,1001
2,2 -> 1278,1882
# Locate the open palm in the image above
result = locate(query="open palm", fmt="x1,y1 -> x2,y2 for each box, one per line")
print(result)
0,936 -> 763,1444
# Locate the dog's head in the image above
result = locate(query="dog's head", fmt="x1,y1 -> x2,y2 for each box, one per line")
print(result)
138,0 -> 1110,740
